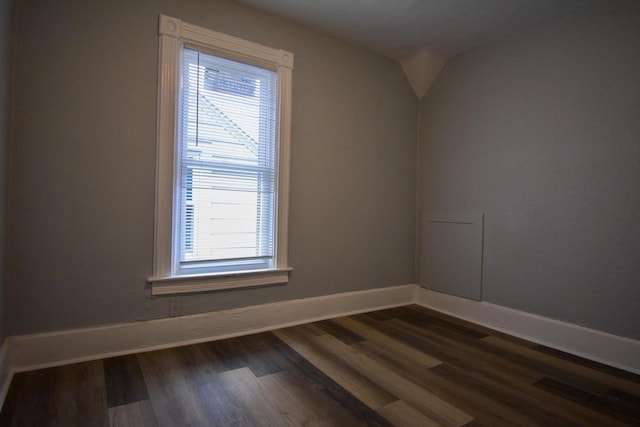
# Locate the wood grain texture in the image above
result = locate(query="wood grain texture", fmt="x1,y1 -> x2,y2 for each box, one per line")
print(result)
1,305 -> 639,426
272,326 -> 397,410
1,361 -> 109,427
104,355 -> 149,408
377,400 -> 441,427
305,333 -> 474,426
108,400 -> 157,427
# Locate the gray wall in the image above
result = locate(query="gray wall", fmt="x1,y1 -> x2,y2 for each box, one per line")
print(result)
7,0 -> 417,334
419,2 -> 640,339
0,0 -> 11,343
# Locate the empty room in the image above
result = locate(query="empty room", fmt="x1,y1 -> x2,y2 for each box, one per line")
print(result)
0,0 -> 638,425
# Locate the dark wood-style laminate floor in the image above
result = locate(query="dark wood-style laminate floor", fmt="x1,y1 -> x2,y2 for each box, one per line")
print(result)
1,305 -> 639,426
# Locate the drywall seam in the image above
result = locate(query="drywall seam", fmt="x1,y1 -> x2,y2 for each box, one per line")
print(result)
414,101 -> 423,283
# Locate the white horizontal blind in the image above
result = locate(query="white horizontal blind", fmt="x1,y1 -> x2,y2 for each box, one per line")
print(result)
176,47 -> 278,274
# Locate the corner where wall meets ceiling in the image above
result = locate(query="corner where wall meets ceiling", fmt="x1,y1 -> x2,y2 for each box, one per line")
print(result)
232,0 -> 609,98
400,49 -> 447,99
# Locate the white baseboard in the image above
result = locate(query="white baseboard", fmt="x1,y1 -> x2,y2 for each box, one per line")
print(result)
9,284 -> 416,373
2,283 -> 639,411
0,339 -> 11,406
416,287 -> 640,375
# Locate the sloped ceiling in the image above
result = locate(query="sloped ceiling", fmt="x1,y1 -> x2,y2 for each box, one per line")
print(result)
234,0 -> 598,97
234,0 -> 599,60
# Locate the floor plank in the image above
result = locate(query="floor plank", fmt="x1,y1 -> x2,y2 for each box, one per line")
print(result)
482,335 -> 640,396
376,400 -> 441,427
2,361 -> 110,427
211,367 -> 289,427
2,305 -> 639,426
256,371 -> 337,426
332,316 -> 442,368
104,355 -> 149,408
271,327 -> 398,410
535,376 -> 640,425
108,400 -> 157,427
309,332 -> 474,426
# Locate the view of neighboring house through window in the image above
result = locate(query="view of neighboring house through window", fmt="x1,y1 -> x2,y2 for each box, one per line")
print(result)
176,48 -> 278,275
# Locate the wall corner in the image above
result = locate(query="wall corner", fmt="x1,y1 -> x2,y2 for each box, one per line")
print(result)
400,48 -> 447,100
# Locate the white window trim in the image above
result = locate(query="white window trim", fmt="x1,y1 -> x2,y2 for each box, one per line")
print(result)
149,15 -> 293,296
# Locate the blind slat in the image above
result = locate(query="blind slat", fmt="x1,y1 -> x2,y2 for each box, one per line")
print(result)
176,47 -> 278,271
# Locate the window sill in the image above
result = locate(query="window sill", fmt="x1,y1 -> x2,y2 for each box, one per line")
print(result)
148,267 -> 292,296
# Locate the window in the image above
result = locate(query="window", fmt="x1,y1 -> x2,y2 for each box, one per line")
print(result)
150,15 -> 293,295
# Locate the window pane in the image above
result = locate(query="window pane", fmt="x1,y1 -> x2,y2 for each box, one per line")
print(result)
177,48 -> 277,270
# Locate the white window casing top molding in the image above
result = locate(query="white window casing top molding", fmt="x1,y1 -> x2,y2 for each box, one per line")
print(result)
150,15 -> 294,295
158,15 -> 294,70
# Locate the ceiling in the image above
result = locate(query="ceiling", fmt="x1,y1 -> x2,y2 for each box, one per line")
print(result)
235,0 -> 598,61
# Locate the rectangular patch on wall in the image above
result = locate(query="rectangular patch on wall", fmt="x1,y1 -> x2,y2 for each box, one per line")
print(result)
420,212 -> 484,300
